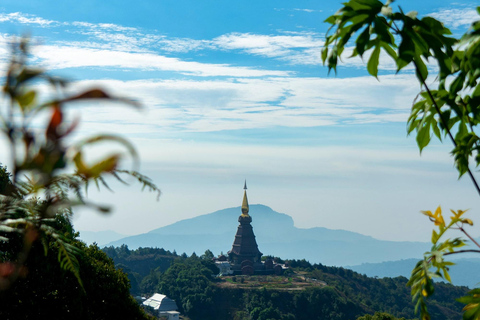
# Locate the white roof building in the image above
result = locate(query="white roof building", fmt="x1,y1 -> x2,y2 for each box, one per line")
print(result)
143,294 -> 179,320
216,261 -> 233,275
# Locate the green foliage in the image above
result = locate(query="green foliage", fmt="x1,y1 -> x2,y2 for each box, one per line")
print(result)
139,254 -> 466,320
0,39 -> 160,291
458,289 -> 480,320
102,245 -> 178,295
323,2 -> 480,319
201,249 -> 215,260
158,255 -> 219,319
323,1 -> 480,178
407,207 -> 480,319
356,311 -> 413,320
0,215 -> 153,319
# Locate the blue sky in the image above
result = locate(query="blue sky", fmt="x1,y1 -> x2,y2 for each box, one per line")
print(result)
0,0 -> 479,242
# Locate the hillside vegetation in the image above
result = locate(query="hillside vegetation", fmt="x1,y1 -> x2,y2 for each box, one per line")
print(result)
105,246 -> 468,320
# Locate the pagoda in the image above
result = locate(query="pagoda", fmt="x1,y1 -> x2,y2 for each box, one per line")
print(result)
227,181 -> 263,275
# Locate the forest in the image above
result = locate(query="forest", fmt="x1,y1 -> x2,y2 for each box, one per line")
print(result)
104,245 -> 469,320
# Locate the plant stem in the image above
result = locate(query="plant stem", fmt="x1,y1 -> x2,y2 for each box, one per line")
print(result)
444,249 -> 480,256
388,18 -> 480,196
413,60 -> 480,197
459,227 -> 480,248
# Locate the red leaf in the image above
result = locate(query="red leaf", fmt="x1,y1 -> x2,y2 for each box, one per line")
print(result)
46,105 -> 62,139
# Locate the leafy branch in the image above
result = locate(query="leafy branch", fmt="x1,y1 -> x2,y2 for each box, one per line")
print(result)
0,39 -> 160,290
323,1 -> 480,319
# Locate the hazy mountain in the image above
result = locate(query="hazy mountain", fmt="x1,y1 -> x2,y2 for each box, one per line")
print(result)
348,258 -> 480,288
78,230 -> 127,247
106,204 -> 432,266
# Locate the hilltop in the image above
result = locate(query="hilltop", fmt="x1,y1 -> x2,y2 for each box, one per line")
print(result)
103,246 -> 468,320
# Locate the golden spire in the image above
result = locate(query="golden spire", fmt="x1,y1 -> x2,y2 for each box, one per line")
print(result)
241,180 -> 249,216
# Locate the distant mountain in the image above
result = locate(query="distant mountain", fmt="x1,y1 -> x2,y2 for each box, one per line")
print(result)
78,230 -> 127,247
106,204 -> 432,266
348,258 -> 480,288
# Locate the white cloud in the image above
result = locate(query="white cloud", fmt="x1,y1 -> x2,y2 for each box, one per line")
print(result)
0,12 -> 58,27
32,44 -> 290,77
156,38 -> 214,53
212,32 -> 324,62
60,74 -> 418,136
144,32 -> 325,64
66,18 -> 326,66
293,8 -> 321,13
0,11 -> 338,67
274,8 -> 322,13
429,7 -> 478,29
71,21 -> 138,32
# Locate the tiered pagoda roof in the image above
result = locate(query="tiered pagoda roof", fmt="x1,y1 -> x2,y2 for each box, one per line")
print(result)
228,181 -> 262,267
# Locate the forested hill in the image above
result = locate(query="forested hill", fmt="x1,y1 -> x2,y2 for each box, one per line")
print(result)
103,204 -> 431,266
104,246 -> 468,320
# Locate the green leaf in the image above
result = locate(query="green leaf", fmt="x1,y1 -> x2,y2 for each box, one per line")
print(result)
356,27 -> 371,57
321,47 -> 328,64
324,15 -> 336,24
432,119 -> 442,141
367,44 -> 381,77
397,29 -> 417,70
355,0 -> 384,10
449,74 -> 465,96
16,90 -> 36,112
381,41 -> 398,60
407,118 -> 420,135
373,16 -> 393,44
458,289 -> 480,320
414,55 -> 429,82
416,123 -> 431,152
456,122 -> 468,140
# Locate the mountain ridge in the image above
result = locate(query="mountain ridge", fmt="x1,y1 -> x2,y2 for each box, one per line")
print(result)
348,258 -> 480,288
103,204 -> 431,266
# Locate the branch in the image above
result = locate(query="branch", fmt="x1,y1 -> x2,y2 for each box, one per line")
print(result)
444,249 -> 480,256
459,226 -> 480,249
413,60 -> 480,197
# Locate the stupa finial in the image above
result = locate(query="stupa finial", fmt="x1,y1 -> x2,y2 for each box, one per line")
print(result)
241,180 -> 249,216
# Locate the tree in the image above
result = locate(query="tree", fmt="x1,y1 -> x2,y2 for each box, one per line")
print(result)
158,256 -> 218,319
0,39 -> 160,286
0,219 -> 153,319
0,39 -> 159,316
323,1 -> 480,319
357,312 -> 412,320
201,249 -> 215,260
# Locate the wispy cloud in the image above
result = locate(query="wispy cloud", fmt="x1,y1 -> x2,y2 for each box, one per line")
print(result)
274,8 -> 322,13
293,8 -> 321,13
0,11 -> 310,74
213,32 -> 323,59
0,10 -> 418,131
0,11 -> 327,68
71,21 -> 138,32
33,44 -> 290,77
63,74 -> 418,135
429,7 -> 478,29
156,38 -> 213,53
155,31 -> 325,65
0,12 -> 58,27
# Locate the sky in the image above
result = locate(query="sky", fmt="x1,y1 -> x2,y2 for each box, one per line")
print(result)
0,0 -> 479,242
